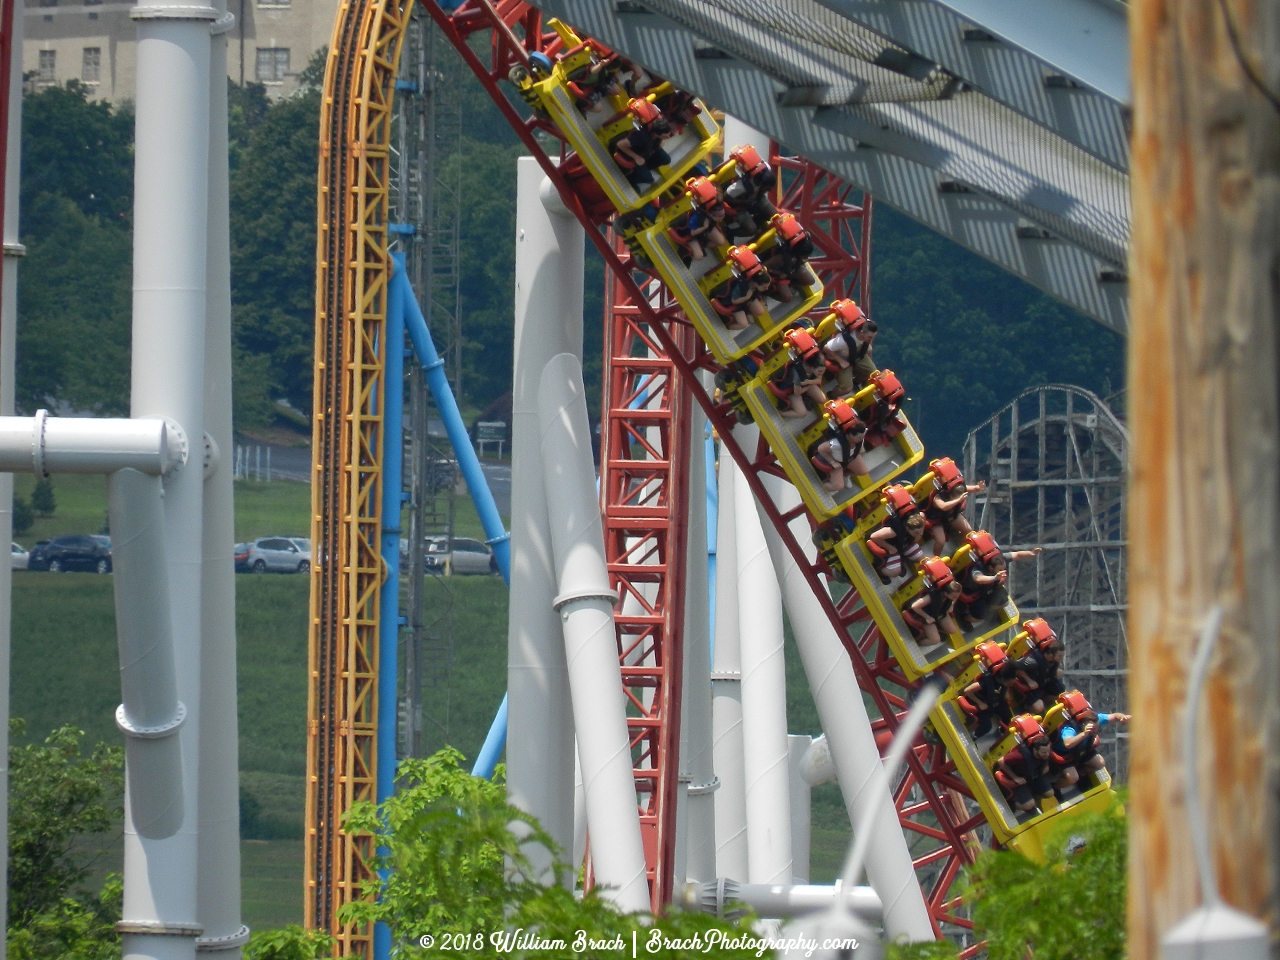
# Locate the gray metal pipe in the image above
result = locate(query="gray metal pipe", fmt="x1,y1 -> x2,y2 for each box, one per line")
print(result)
0,413 -> 185,476
711,453 -> 748,880
678,878 -> 883,922
679,392 -> 717,883
109,469 -> 186,841
196,0 -> 247,948
538,353 -> 649,913
123,0 -> 213,949
0,0 -> 23,947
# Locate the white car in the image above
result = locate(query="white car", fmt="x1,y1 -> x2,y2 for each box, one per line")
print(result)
244,536 -> 311,574
423,536 -> 497,575
11,542 -> 27,570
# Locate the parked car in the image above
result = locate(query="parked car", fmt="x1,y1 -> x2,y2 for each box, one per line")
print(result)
28,534 -> 113,573
424,536 -> 498,575
243,536 -> 310,574
11,542 -> 27,570
234,542 -> 251,572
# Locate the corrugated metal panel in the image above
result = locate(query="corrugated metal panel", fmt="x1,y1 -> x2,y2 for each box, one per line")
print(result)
531,0 -> 1130,333
812,0 -> 1130,170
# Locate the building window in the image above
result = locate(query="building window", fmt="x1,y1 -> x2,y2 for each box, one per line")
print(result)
82,47 -> 100,82
38,50 -> 56,83
255,47 -> 289,83
84,0 -> 100,14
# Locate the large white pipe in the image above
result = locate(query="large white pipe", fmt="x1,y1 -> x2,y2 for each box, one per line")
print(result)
196,2 -> 246,951
678,879 -> 883,922
508,157 -> 583,878
108,469 -> 186,841
538,353 -> 649,913
0,413 -> 185,475
0,0 -> 23,947
789,735 -> 812,885
123,0 -> 212,951
750,467 -> 934,942
680,397 -> 717,883
711,453 -> 748,880
733,461 -> 792,886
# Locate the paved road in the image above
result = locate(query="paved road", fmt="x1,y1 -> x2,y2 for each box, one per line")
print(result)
238,441 -> 512,519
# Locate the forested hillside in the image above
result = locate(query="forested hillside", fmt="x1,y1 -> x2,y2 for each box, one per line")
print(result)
15,41 -> 1121,458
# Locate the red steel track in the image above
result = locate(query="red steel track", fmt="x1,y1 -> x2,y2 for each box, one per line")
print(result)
427,0 -> 982,942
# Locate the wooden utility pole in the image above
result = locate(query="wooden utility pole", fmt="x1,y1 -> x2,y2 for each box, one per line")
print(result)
1128,0 -> 1280,956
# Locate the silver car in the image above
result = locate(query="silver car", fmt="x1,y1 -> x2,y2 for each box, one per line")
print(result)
245,536 -> 311,574
423,536 -> 497,575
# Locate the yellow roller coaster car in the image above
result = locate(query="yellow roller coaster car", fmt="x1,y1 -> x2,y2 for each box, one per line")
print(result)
928,697 -> 1115,859
632,214 -> 823,364
508,19 -> 719,213
724,363 -> 922,520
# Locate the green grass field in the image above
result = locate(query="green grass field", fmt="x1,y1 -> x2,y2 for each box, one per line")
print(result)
14,473 -> 854,926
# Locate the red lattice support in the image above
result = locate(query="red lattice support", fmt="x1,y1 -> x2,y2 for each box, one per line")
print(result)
598,242 -> 694,911
427,1 -> 983,943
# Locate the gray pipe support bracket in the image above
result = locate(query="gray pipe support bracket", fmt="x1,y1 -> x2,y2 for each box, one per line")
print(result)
552,587 -> 618,615
686,775 -> 721,797
196,925 -> 252,952
208,10 -> 235,32
116,701 -> 187,739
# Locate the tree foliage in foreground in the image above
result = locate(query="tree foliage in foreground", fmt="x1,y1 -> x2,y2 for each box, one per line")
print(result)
339,748 -> 763,958
6,720 -> 123,959
886,793 -> 1128,960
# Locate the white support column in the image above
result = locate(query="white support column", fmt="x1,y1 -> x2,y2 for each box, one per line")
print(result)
538,354 -> 649,913
679,394 -> 716,883
711,453 -> 748,881
734,461 -> 792,886
507,157 -> 584,880
123,0 -> 212,952
196,1 -> 246,953
788,735 -> 812,885
755,472 -> 934,942
0,1 -> 23,950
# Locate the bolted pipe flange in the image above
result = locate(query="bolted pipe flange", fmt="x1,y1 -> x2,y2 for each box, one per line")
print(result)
196,925 -> 251,951
116,701 -> 187,740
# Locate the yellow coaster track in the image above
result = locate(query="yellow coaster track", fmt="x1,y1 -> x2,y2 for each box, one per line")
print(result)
306,0 -> 413,951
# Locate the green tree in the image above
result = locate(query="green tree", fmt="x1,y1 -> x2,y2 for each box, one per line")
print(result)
245,925 -> 333,960
20,82 -> 134,235
13,493 -> 33,536
339,748 -> 762,957
6,719 -> 123,955
967,795 -> 1126,960
8,874 -> 122,960
30,478 -> 55,517
229,86 -> 321,418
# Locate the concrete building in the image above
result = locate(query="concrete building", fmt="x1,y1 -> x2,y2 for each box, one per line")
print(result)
23,0 -> 336,102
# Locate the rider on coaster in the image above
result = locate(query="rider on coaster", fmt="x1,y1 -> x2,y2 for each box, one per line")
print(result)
900,556 -> 963,650
957,641 -> 1018,738
709,246 -> 770,331
865,484 -> 927,585
819,299 -> 877,397
721,144 -> 778,240
922,457 -> 986,552
1049,690 -> 1130,791
954,530 -> 1042,630
807,398 -> 870,492
667,177 -> 728,262
761,213 -> 817,303
768,328 -> 828,420
1011,619 -> 1066,715
995,715 -> 1057,813
610,99 -> 673,188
